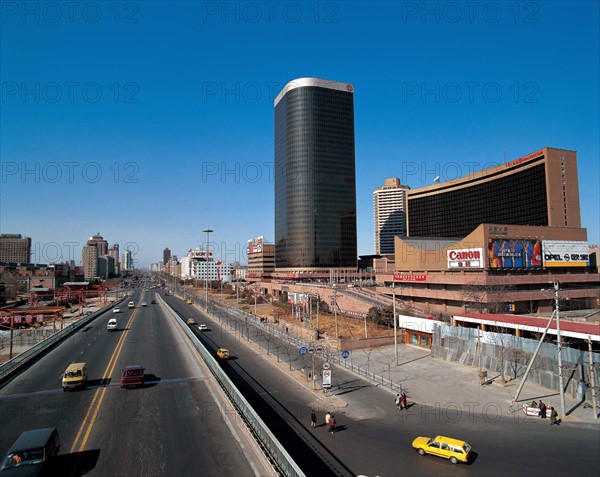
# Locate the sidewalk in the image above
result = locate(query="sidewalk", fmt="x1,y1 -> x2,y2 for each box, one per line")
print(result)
305,344 -> 600,425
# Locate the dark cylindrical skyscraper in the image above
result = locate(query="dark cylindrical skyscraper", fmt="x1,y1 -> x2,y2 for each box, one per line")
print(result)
274,78 -> 357,270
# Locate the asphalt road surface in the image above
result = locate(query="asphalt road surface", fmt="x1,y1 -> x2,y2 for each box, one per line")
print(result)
0,290 -> 272,477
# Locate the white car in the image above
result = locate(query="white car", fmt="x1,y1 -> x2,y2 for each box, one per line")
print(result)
112,308 -> 121,314
107,318 -> 118,331
141,302 -> 147,307
198,324 -> 208,331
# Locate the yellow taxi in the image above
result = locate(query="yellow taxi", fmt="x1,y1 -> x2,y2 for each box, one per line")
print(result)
62,362 -> 88,391
187,318 -> 196,325
216,348 -> 230,359
412,435 -> 471,464
186,299 -> 193,304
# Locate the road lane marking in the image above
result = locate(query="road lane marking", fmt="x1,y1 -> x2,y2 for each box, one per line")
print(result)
69,308 -> 139,453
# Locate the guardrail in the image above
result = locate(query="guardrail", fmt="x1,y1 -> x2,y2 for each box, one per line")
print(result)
0,296 -> 128,384
158,294 -> 304,477
187,290 -> 406,395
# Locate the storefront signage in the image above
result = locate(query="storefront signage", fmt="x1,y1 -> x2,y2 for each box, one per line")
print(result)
393,274 -> 426,282
447,248 -> 484,269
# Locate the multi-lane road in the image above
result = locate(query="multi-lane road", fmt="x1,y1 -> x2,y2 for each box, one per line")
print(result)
0,290 -> 272,476
1,289 -> 599,476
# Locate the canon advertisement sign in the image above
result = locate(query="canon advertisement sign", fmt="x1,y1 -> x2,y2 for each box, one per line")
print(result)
447,248 -> 484,269
543,241 -> 589,267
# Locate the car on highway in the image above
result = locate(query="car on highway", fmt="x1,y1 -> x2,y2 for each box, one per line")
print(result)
141,302 -> 147,307
107,318 -> 118,331
61,362 -> 88,391
151,299 -> 156,304
0,428 -> 60,475
216,348 -> 230,359
112,307 -> 121,313
127,301 -> 135,309
120,365 -> 145,388
187,318 -> 196,326
198,324 -> 208,331
411,435 -> 472,464
186,299 -> 193,304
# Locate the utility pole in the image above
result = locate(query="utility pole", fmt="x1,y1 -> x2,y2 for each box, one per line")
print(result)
393,281 -> 398,365
554,281 -> 566,419
332,290 -> 338,338
202,228 -> 213,312
588,336 -> 598,419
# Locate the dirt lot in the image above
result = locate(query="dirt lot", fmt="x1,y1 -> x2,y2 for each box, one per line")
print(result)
209,289 -> 395,340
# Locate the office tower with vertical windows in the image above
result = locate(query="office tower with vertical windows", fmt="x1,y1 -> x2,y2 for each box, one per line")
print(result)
374,178 -> 410,254
274,78 -> 357,270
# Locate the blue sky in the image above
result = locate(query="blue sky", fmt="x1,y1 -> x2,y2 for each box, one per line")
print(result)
1,1 -> 598,268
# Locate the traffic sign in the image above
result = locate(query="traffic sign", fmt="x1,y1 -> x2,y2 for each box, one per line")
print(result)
341,350 -> 350,359
316,345 -> 323,354
322,362 -> 331,370
322,369 -> 332,387
299,346 -> 308,356
308,346 -> 315,354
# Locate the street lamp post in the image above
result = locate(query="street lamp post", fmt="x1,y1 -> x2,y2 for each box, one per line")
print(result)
203,228 -> 213,311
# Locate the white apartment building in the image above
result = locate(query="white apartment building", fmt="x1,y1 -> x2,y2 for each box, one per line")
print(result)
373,178 -> 410,254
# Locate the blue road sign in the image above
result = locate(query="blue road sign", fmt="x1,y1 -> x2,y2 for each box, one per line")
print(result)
299,346 -> 308,356
341,350 -> 350,359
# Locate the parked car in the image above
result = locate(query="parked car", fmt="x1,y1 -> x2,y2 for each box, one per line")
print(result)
120,365 -> 145,388
112,307 -> 121,314
0,428 -> 60,475
198,324 -> 208,331
216,348 -> 230,359
62,362 -> 87,391
412,435 -> 472,464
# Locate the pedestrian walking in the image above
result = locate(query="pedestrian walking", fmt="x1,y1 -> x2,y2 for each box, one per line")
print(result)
329,414 -> 336,434
325,411 -> 331,428
539,400 -> 547,419
310,409 -> 317,429
550,407 -> 559,425
400,392 -> 408,410
395,394 -> 401,410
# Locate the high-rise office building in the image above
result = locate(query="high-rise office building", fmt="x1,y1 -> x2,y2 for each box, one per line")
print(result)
82,233 -> 110,279
374,178 -> 410,254
0,234 -> 31,263
163,247 -> 171,265
274,77 -> 357,270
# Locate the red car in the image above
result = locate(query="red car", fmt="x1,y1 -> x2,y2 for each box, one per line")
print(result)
120,365 -> 145,388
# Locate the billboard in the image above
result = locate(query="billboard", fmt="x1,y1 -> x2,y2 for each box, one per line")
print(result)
487,238 -> 542,269
288,292 -> 309,307
447,248 -> 484,269
543,241 -> 589,267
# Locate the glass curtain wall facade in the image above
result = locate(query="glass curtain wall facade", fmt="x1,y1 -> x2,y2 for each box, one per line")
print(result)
274,78 -> 357,269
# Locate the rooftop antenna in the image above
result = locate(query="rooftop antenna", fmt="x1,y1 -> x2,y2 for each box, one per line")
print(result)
433,176 -> 440,183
